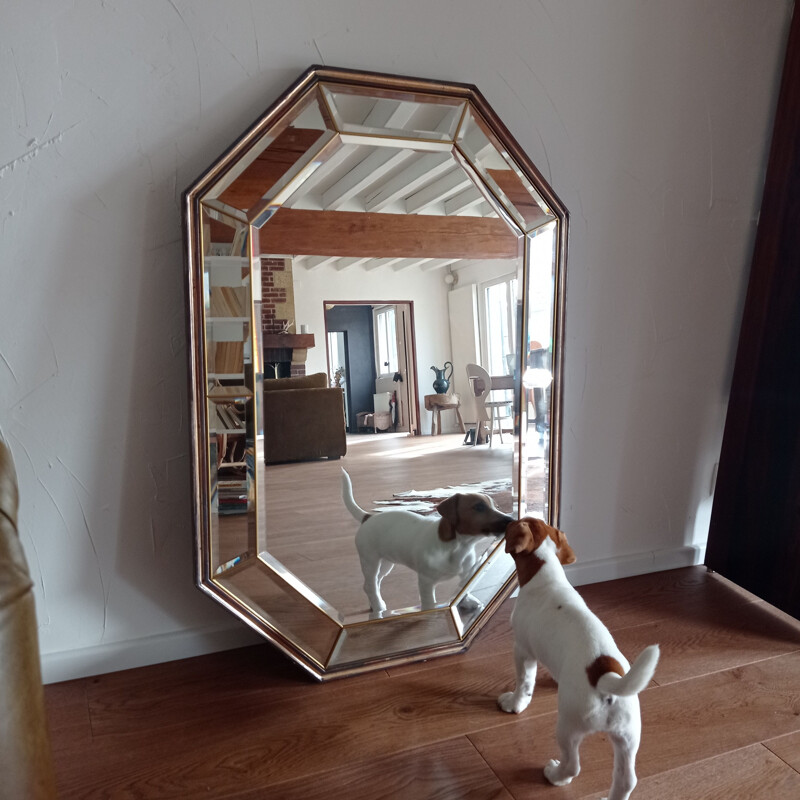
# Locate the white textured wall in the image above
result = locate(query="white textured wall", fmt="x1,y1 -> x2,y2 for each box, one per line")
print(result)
0,0 -> 791,682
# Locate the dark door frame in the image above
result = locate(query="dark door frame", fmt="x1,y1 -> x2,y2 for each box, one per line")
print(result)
323,300 -> 421,436
705,10 -> 800,619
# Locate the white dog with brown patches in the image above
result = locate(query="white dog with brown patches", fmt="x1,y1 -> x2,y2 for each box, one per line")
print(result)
499,517 -> 659,800
342,469 -> 513,614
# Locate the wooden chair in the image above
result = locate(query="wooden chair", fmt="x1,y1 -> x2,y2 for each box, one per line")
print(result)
465,363 -> 511,446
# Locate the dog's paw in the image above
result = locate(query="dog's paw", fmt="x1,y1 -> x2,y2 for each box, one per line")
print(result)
458,593 -> 483,612
543,759 -> 574,787
497,692 -> 529,714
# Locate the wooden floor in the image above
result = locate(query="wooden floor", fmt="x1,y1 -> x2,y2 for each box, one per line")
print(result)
44,566 -> 800,799
221,431 -> 529,617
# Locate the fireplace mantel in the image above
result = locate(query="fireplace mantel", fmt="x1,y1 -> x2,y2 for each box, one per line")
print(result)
263,333 -> 315,378
263,333 -> 315,350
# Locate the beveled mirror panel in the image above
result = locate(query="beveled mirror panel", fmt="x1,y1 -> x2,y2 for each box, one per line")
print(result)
184,66 -> 567,679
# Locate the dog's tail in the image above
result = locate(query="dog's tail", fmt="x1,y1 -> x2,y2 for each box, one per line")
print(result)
341,468 -> 371,524
597,645 -> 660,697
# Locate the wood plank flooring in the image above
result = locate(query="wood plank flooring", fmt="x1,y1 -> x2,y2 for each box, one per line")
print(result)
223,432 -> 527,617
44,566 -> 800,799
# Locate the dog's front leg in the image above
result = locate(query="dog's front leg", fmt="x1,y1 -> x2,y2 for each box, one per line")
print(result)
456,564 -> 482,612
457,592 -> 482,612
418,576 -> 437,610
497,644 -> 537,713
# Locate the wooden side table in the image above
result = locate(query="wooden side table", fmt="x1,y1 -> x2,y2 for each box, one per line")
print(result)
424,393 -> 465,435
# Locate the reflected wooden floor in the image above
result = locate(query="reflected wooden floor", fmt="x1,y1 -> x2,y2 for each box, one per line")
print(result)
228,431 -> 542,616
44,566 -> 800,798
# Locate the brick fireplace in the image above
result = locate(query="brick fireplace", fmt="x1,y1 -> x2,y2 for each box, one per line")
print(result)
260,256 -> 313,378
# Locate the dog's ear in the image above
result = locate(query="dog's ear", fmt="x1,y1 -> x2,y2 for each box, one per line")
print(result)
505,519 -> 533,554
436,494 -> 459,541
554,529 -> 577,565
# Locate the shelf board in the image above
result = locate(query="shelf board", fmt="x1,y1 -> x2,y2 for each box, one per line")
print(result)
204,255 -> 249,266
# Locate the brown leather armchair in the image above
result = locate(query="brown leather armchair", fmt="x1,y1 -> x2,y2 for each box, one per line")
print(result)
262,372 -> 347,464
0,439 -> 57,798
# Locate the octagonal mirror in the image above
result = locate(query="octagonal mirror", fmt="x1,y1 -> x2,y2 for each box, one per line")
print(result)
183,66 -> 567,679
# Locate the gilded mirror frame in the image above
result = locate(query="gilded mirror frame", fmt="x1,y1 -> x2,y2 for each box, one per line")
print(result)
183,66 -> 568,680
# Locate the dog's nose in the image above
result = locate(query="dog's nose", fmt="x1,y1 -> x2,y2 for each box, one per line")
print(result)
494,514 -> 515,532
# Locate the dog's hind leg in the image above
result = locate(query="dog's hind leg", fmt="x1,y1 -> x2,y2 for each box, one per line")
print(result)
358,555 -> 387,613
497,644 -> 537,714
606,729 -> 639,800
376,559 -> 394,587
543,716 -> 584,787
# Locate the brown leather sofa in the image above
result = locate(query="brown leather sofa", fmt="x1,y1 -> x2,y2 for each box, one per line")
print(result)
262,372 -> 347,464
0,439 -> 57,798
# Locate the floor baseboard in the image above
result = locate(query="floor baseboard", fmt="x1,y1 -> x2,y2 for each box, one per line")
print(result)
565,544 -> 706,587
41,624 -> 263,685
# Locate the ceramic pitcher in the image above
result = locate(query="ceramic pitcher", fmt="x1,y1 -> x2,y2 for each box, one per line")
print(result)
430,361 -> 453,394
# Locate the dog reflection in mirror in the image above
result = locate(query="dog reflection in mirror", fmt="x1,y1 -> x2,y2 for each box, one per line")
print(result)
499,517 -> 659,800
342,469 -> 513,615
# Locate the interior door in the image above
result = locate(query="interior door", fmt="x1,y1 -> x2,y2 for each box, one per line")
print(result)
399,304 -> 419,435
373,302 -> 417,434
325,301 -> 419,435
705,11 -> 800,619
326,330 -> 350,430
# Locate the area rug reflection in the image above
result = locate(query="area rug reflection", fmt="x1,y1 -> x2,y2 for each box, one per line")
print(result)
372,478 -> 513,515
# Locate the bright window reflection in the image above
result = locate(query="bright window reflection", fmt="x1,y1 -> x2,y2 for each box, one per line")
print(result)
375,306 -> 398,375
527,223 -> 556,348
484,278 -> 518,377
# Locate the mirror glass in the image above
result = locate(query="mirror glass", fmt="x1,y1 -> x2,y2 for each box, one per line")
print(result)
184,66 -> 567,679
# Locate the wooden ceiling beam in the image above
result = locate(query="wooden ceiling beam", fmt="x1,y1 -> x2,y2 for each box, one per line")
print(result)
257,208 -> 520,259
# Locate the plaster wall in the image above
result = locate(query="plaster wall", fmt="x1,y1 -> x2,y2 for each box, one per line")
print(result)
0,0 -> 792,682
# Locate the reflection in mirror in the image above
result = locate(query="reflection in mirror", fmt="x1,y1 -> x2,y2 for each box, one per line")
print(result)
184,66 -> 567,679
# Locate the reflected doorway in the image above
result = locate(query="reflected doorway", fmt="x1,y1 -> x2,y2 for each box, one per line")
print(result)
324,301 -> 419,435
